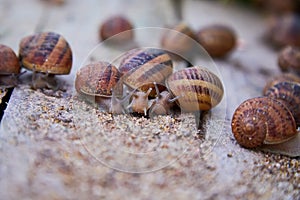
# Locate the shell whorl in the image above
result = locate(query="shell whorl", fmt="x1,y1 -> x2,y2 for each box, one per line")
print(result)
19,32 -> 72,74
231,97 -> 297,148
166,66 -> 223,112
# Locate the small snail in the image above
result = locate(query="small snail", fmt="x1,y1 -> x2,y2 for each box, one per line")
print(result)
196,24 -> 236,58
160,22 -> 196,61
75,61 -> 124,113
0,44 -> 21,87
19,32 -> 73,89
231,97 -> 297,148
119,48 -> 173,97
165,66 -> 224,112
278,46 -> 300,74
263,73 -> 300,95
99,15 -> 134,43
266,14 -> 300,48
265,81 -> 300,126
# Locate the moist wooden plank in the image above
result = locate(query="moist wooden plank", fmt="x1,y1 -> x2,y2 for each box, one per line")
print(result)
0,0 -> 299,199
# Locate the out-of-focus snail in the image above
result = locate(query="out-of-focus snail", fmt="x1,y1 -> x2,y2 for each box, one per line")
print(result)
75,61 -> 124,113
263,73 -> 300,95
265,81 -> 300,126
231,96 -> 297,148
19,32 -> 73,89
278,46 -> 300,74
0,44 -> 21,87
165,66 -> 224,112
119,48 -> 173,97
196,24 -> 237,58
99,15 -> 134,43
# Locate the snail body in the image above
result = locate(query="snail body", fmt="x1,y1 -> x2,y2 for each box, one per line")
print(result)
265,81 -> 300,126
166,66 -> 224,112
231,97 -> 297,148
19,32 -> 73,89
127,88 -> 153,116
0,44 -> 21,87
196,24 -> 236,58
119,48 -> 173,97
75,61 -> 123,113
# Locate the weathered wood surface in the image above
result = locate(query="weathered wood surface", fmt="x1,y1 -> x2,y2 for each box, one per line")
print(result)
0,0 -> 299,199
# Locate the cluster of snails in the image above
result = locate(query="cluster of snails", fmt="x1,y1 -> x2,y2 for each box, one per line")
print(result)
0,31 -> 73,90
98,15 -> 237,59
231,45 -> 300,151
75,48 -> 224,116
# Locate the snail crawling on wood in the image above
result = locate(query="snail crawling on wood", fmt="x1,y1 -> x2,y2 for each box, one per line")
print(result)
19,31 -> 73,89
0,44 -> 21,87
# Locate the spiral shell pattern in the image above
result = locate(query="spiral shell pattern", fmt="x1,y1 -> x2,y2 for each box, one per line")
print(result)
265,81 -> 300,126
19,32 -> 72,74
0,44 -> 20,75
231,97 -> 297,148
75,61 -> 122,97
166,66 -> 223,112
263,73 -> 300,95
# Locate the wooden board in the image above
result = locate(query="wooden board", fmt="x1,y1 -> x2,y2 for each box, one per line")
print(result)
0,0 -> 299,199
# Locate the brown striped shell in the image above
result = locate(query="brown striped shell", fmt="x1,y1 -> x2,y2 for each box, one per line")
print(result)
278,46 -> 300,74
263,73 -> 300,95
165,66 -> 224,112
231,97 -> 297,148
196,24 -> 236,58
0,44 -> 20,75
19,32 -> 72,74
119,48 -> 173,97
160,23 -> 196,60
265,81 -> 300,126
99,15 -> 134,43
75,61 -> 122,98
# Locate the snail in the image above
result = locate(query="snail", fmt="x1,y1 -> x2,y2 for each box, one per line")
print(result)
265,14 -> 300,48
263,73 -> 300,95
196,24 -> 236,58
231,96 -> 297,148
277,46 -> 300,74
119,48 -> 173,97
75,61 -> 124,113
0,44 -> 21,87
265,81 -> 300,126
165,66 -> 224,112
160,22 -> 196,61
126,87 -> 154,116
19,32 -> 73,89
99,15 -> 134,43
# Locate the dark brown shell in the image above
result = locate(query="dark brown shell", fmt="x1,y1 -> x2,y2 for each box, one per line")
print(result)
231,97 -> 297,148
19,32 -> 73,74
119,48 -> 173,97
166,66 -> 224,112
75,61 -> 122,97
196,24 -> 236,58
160,23 -> 196,60
266,14 -> 300,48
0,44 -> 20,75
99,15 -> 134,42
265,81 -> 300,126
278,46 -> 300,73
263,73 -> 300,95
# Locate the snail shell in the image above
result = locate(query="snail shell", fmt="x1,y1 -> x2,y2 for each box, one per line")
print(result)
231,97 -> 297,148
265,81 -> 300,126
119,48 -> 173,97
165,66 -> 224,112
19,32 -> 73,75
0,44 -> 20,75
263,73 -> 300,95
75,61 -> 122,98
278,46 -> 300,74
160,23 -> 196,60
196,24 -> 236,58
99,15 -> 134,43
